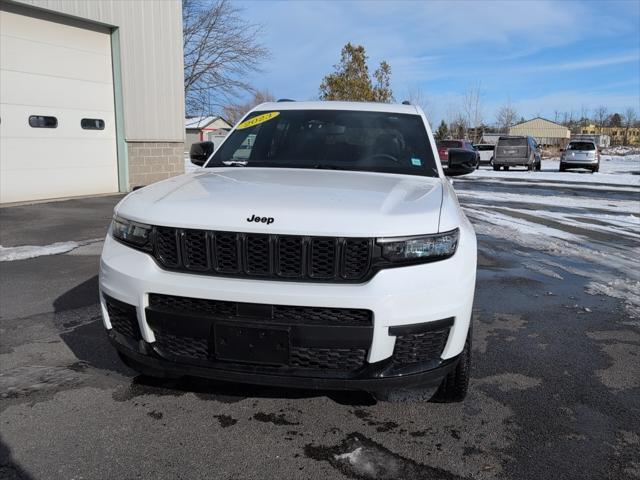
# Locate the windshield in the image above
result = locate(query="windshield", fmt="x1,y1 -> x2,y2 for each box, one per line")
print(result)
567,142 -> 596,151
498,137 -> 527,146
207,110 -> 438,177
438,140 -> 462,149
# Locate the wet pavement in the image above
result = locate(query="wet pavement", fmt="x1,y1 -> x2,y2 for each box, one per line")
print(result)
1,171 -> 639,480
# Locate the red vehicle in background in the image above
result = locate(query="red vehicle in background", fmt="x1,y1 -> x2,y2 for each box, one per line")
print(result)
437,140 -> 480,169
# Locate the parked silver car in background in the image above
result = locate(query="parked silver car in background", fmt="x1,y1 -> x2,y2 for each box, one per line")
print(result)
493,136 -> 541,171
560,140 -> 600,173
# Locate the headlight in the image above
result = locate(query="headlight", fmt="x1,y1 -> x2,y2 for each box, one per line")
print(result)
377,229 -> 459,263
111,215 -> 152,251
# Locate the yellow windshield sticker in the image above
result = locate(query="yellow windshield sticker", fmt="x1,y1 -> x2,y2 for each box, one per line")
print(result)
236,111 -> 280,130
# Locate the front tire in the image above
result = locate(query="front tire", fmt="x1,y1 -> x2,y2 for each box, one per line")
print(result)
431,330 -> 471,403
559,164 -> 566,172
493,165 -> 500,171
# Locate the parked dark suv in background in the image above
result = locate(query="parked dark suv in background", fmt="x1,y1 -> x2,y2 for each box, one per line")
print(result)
437,140 -> 480,169
493,136 -> 541,171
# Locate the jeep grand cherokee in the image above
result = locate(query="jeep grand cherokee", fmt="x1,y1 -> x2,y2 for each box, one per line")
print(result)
100,101 -> 477,402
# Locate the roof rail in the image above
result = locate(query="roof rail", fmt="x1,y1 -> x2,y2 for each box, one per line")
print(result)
277,98 -> 295,102
402,100 -> 411,105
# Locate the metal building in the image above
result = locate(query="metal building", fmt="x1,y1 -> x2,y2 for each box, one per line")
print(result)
0,0 -> 185,204
509,117 -> 570,147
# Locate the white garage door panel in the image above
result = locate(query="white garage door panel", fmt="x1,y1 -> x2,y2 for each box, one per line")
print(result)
2,137 -> 117,172
0,104 -> 116,139
0,9 -> 110,54
1,35 -> 112,84
1,70 -> 115,113
1,162 -> 118,203
0,8 -> 118,203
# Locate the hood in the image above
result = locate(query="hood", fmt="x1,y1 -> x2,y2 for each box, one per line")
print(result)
116,168 -> 444,237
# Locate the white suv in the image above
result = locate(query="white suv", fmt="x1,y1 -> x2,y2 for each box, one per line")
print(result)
100,101 -> 477,402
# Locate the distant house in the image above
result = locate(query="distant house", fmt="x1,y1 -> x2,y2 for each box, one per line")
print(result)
580,124 -> 640,146
185,116 -> 232,151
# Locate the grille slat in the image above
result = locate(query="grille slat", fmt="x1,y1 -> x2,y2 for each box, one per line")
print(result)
151,227 -> 372,282
309,238 -> 337,279
155,227 -> 180,267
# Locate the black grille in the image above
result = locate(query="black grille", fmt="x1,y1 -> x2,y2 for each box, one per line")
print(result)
148,294 -> 372,327
149,227 -> 372,282
393,328 -> 450,366
272,305 -> 371,326
155,332 -> 209,360
147,294 -> 372,373
290,347 -> 366,370
105,295 -> 141,340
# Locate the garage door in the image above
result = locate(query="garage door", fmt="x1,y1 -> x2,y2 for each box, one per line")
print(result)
0,8 -> 118,204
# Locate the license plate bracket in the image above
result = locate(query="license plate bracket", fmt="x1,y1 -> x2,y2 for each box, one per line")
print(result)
214,323 -> 290,366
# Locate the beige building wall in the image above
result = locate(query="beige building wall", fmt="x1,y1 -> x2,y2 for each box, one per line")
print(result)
509,117 -> 570,145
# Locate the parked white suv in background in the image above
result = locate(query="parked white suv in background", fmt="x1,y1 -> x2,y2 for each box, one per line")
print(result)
100,101 -> 478,402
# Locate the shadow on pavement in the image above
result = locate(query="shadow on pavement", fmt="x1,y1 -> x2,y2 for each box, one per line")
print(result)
0,436 -> 34,480
53,275 -> 99,313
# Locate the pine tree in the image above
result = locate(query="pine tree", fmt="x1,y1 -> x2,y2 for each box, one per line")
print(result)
319,43 -> 393,102
434,120 -> 449,141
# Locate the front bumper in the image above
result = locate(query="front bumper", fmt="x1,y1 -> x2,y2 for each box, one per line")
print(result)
108,329 -> 460,391
99,224 -> 476,386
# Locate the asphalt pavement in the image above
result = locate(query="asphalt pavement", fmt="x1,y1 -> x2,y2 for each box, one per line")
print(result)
1,175 -> 638,480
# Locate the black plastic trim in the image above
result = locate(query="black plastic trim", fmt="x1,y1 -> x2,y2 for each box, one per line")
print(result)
388,317 -> 454,336
108,331 -> 458,391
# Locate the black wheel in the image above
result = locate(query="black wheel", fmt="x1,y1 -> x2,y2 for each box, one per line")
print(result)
593,165 -> 599,173
431,330 -> 471,403
504,166 -> 510,171
536,161 -> 541,171
493,165 -> 500,171
559,164 -> 565,172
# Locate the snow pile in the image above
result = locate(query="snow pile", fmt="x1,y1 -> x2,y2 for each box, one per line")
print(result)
0,238 -> 103,262
603,146 -> 640,156
457,160 -> 640,317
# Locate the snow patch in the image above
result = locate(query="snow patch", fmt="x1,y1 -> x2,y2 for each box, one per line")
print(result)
0,238 -> 103,261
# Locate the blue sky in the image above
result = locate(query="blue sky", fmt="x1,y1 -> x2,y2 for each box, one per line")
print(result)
237,0 -> 640,125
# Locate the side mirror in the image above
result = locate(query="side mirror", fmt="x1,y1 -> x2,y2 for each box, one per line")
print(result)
443,148 -> 477,176
189,141 -> 214,167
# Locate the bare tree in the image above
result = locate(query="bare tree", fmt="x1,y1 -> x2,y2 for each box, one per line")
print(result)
462,83 -> 483,142
495,99 -> 518,133
622,108 -> 638,145
406,85 -> 431,121
223,89 -> 276,124
593,106 -> 609,129
183,0 -> 269,116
